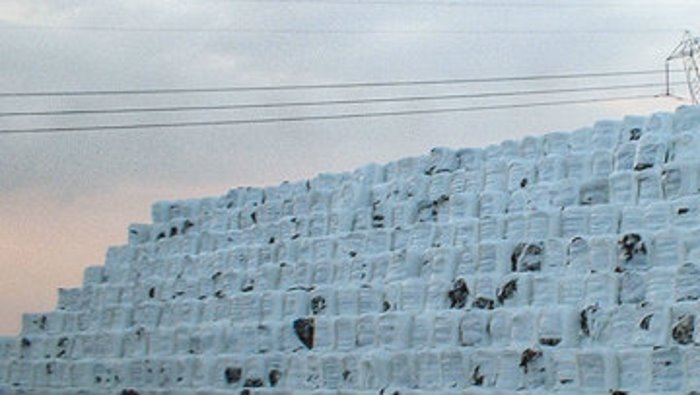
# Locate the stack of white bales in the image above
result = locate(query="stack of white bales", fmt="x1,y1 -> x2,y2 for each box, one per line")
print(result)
2,106 -> 700,395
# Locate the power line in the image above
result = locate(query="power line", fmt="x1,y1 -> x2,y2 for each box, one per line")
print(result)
0,94 -> 669,135
202,0 -> 700,8
0,69 -> 682,98
0,82 -> 683,118
0,24 -> 681,35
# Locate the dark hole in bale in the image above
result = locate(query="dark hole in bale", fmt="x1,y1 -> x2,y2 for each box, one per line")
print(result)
310,295 -> 327,315
46,363 -> 53,375
250,212 -> 257,224
269,237 -> 275,244
539,337 -> 561,346
241,281 -> 254,293
170,226 -> 178,237
269,369 -> 281,387
293,318 -> 315,349
640,314 -> 653,330
214,290 -> 225,299
382,301 -> 391,312
619,233 -> 646,262
511,244 -> 525,271
448,278 -> 469,308
148,287 -> 156,299
95,376 -> 102,384
580,310 -> 590,337
436,195 -> 450,205
629,128 -> 642,140
183,220 -> 195,233
471,365 -> 484,386
240,390 -> 251,395
21,338 -> 31,348
610,391 -> 629,395
349,251 -> 357,258
519,348 -> 543,374
243,377 -> 264,387
580,305 -> 598,337
224,367 -> 242,384
560,379 -> 573,384
634,163 -> 653,171
291,233 -> 300,240
672,314 -> 695,345
121,390 -> 140,395
211,271 -> 222,281
156,232 -> 166,241
520,178 -> 528,188
497,279 -> 518,304
472,297 -> 494,310
342,370 -> 351,381
678,207 -> 689,215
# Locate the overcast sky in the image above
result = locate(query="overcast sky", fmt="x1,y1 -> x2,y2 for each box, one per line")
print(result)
0,0 -> 697,334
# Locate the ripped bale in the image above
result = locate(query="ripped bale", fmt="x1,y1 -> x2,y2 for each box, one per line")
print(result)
472,297 -> 494,310
511,242 -> 544,272
269,369 -> 282,387
618,233 -> 648,269
243,377 -> 264,388
671,314 -> 695,345
224,367 -> 242,385
519,348 -> 543,374
579,305 -> 599,337
497,279 -> 518,305
310,296 -> 327,315
293,318 -> 315,349
447,278 -> 469,308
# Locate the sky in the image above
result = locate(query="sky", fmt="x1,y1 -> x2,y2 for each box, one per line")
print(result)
0,0 -> 697,335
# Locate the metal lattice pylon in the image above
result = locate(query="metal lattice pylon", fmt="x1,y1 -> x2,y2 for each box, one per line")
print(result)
667,31 -> 700,104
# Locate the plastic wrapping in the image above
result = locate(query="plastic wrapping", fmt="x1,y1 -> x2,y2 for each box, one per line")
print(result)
457,147 -> 483,171
376,313 -> 411,350
410,313 -> 433,349
537,155 -> 566,183
459,310 -> 489,346
432,311 -> 460,347
416,350 -> 441,389
651,347 -> 684,392
516,134 -> 539,158
566,152 -> 590,180
334,317 -> 356,352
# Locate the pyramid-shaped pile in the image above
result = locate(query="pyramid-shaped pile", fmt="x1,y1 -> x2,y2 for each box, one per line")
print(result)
3,106 -> 700,395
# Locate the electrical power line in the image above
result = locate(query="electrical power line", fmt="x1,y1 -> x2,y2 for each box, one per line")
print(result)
0,24 -> 682,35
0,82 -> 683,118
0,69 -> 682,98
201,0 -> 700,8
0,94 -> 670,135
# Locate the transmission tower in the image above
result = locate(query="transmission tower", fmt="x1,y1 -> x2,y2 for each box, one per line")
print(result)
667,31 -> 700,104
